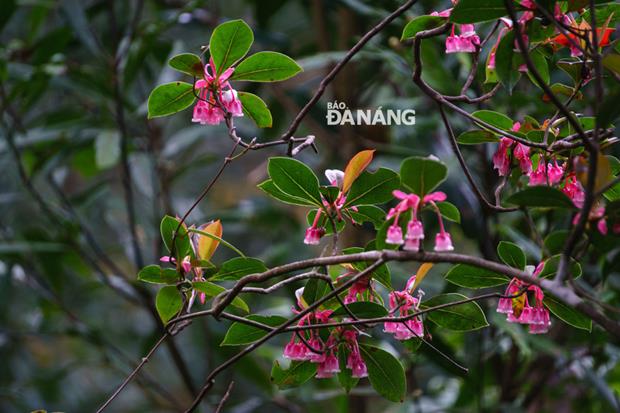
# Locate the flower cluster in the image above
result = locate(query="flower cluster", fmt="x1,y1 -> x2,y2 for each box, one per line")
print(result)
492,122 -> 532,176
283,289 -> 368,379
338,270 -> 373,304
384,275 -> 425,340
431,5 -> 480,54
192,58 -> 243,125
496,264 -> 551,334
304,166 -> 360,245
385,190 -> 454,252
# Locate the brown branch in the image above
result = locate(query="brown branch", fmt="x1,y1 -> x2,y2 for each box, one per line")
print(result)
438,104 -> 518,213
214,381 -> 235,413
183,259 -> 386,412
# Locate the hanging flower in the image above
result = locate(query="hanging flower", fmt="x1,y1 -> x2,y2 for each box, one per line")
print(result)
528,160 -> 565,186
491,122 -> 533,176
385,190 -> 454,252
384,274 -> 425,340
497,264 -> 551,335
191,58 -> 243,126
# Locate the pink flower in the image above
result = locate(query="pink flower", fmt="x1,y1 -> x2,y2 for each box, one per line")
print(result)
304,210 -> 326,245
160,255 -> 191,274
562,174 -> 585,208
434,231 -> 454,252
343,330 -> 368,378
406,220 -> 424,240
445,24 -> 480,53
191,58 -> 243,126
221,89 -> 243,117
386,188 -> 454,251
343,275 -> 372,304
386,224 -> 404,245
493,138 -> 513,176
305,337 -> 326,363
325,169 -> 345,188
430,8 -> 452,18
529,160 -> 565,186
573,206 -> 608,236
304,226 -> 325,245
316,353 -> 340,378
283,340 -> 308,361
404,237 -> 420,252
513,143 -> 532,175
498,265 -> 551,334
384,278 -> 424,341
547,161 -> 564,184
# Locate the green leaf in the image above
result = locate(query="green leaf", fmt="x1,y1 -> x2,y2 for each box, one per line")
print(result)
450,0 -> 507,23
538,255 -> 582,279
345,168 -> 400,207
160,215 -> 192,260
495,31 -> 520,92
543,230 -> 569,255
544,294 -> 592,331
268,157 -> 322,205
192,281 -> 249,312
302,277 -> 329,306
472,110 -> 514,131
221,315 -> 287,345
422,293 -> 489,331
456,130 -> 499,144
211,257 -> 268,281
527,48 -> 550,87
348,205 -> 386,229
258,179 -> 317,206
271,360 -> 316,389
331,301 -> 388,319
360,345 -> 406,403
445,264 -> 509,289
155,286 -> 183,324
168,53 -> 203,77
232,51 -> 302,82
238,92 -> 272,128
505,186 -> 576,208
497,241 -> 527,270
400,156 -> 448,196
401,15 -> 447,40
209,19 -> 253,75
343,247 -> 391,288
147,82 -> 196,119
434,201 -> 461,223
338,345 -> 359,393
138,265 -> 179,284
557,58 -> 584,85
216,257 -> 266,279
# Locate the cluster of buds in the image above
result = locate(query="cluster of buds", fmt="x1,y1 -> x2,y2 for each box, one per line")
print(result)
384,275 -> 425,340
304,169 -> 347,245
192,58 -> 243,125
283,288 -> 368,379
496,264 -> 551,334
385,190 -> 454,252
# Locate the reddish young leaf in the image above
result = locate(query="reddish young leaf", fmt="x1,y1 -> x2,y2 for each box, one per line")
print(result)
197,220 -> 223,260
342,149 -> 375,193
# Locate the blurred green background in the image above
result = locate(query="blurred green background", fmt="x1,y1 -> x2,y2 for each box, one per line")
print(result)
1,0 -> 619,412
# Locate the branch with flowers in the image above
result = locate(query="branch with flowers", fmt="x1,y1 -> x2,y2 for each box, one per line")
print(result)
94,1 -> 620,411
